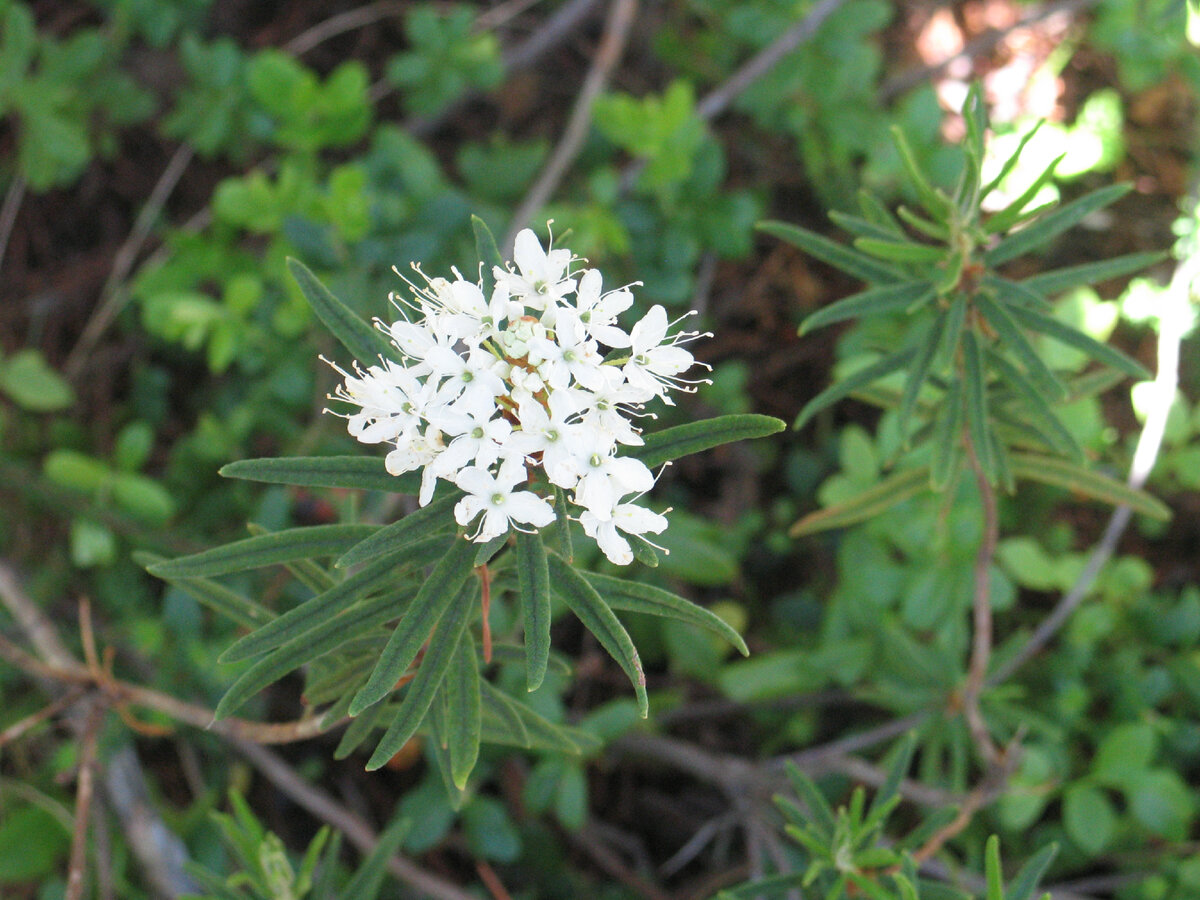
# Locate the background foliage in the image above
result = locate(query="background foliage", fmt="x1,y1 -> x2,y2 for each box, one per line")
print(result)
1,0 -> 1198,898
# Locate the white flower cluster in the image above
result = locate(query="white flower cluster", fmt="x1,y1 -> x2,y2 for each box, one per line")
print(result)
329,228 -> 708,565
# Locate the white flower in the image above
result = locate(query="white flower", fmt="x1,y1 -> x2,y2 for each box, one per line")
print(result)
527,309 -> 606,391
571,450 -> 654,521
622,305 -> 704,403
494,228 -> 576,311
512,391 -> 585,488
454,459 -> 555,541
580,502 -> 668,566
575,268 -> 633,348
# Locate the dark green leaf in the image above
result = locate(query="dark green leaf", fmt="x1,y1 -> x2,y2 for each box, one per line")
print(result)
895,313 -> 945,447
288,257 -> 397,364
220,534 -> 448,663
136,552 -> 274,629
583,571 -> 748,656
976,294 -> 1068,401
551,485 -> 573,562
1021,251 -> 1164,297
444,630 -> 482,789
633,414 -> 784,468
757,221 -> 903,284
827,210 -> 903,242
1005,302 -> 1150,379
931,379 -> 964,490
1009,453 -> 1171,520
799,281 -> 934,335
148,525 -> 377,579
983,275 -> 1055,313
515,530 -> 552,692
794,348 -> 918,430
985,184 -> 1132,265
1007,842 -> 1059,900
365,579 -> 477,770
335,493 -> 459,568
220,456 -> 420,494
342,816 -> 412,898
962,329 -> 995,480
547,553 -> 647,717
352,536 -> 478,715
790,466 -> 930,536
334,699 -> 390,759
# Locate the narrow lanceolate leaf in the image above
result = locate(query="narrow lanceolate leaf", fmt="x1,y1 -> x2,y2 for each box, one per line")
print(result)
480,682 -> 600,754
1020,251 -> 1164,297
633,414 -> 785,469
985,835 -> 1004,900
351,536 -> 478,715
479,681 -> 530,748
365,580 -> 477,770
136,554 -> 274,629
551,486 -> 573,562
472,214 -> 504,297
794,348 -> 918,430
1005,302 -> 1150,380
444,630 -> 482,789
828,210 -> 903,242
983,275 -> 1054,312
216,591 -> 402,718
853,237 -> 946,265
335,492 -> 459,569
220,534 -> 449,663
220,456 -> 419,494
890,125 -> 952,219
934,292 -> 967,372
584,572 -> 748,656
334,699 -> 390,759
982,119 -> 1044,198
1007,842 -> 1059,900
895,313 -> 946,447
757,221 -> 903,284
147,525 -> 378,579
990,353 -> 1083,463
962,329 -> 995,480
288,258 -> 397,365
984,152 -> 1064,235
790,466 -> 930,536
931,379 -> 964,490
341,816 -> 412,899
868,732 -> 917,823
799,281 -> 934,335
976,293 -> 1068,401
1009,453 -> 1172,520
985,183 -> 1132,266
547,553 -> 648,717
515,530 -> 552,692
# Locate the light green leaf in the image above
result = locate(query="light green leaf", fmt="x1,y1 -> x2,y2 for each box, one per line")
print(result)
986,184 -> 1132,266
853,237 -> 945,264
791,466 -> 930,536
1020,251 -> 1164,297
1064,785 -> 1116,855
757,221 -> 903,284
0,349 -> 75,412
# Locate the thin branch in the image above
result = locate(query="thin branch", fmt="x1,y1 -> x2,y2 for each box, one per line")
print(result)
65,701 -> 106,900
0,174 -> 26,279
569,820 -> 674,900
877,0 -> 1102,104
775,712 -> 928,776
695,0 -> 846,121
503,0 -> 638,255
284,1 -> 406,55
229,737 -> 478,900
0,686 -> 87,748
962,432 -> 1000,766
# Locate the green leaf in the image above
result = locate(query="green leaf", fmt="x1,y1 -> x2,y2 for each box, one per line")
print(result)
136,552 -> 274,629
632,414 -> 784,468
981,119 -> 1045,198
989,353 -> 1083,462
365,579 -> 477,770
547,553 -> 647,717
790,466 -> 930,536
551,485 -> 573,562
216,590 -> 403,717
148,524 -> 377,579
1063,785 -> 1116,855
983,275 -> 1055,313
827,210 -> 904,242
976,293 -> 1068,401
799,281 -> 935,334
984,152 -> 1064,235
0,804 -> 70,882
985,184 -> 1132,266
853,237 -> 946,264
444,630 -> 482,789
962,328 -> 995,480
335,493 -> 458,568
1009,453 -> 1171,520
757,221 -> 903,284
341,815 -> 411,898
1004,302 -> 1150,380
0,349 -> 75,412
1006,842 -> 1058,900
220,535 -> 448,663
583,571 -> 747,656
334,699 -> 390,759
889,124 -> 952,220
472,214 -> 504,297
220,456 -> 419,494
895,313 -> 945,447
1091,721 -> 1158,784
287,258 -> 397,365
515,530 -> 552,692
985,834 -> 1004,900
931,378 -> 964,489
1020,251 -> 1165,297
867,732 -> 917,824
794,348 -> 918,430
351,536 -> 478,715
